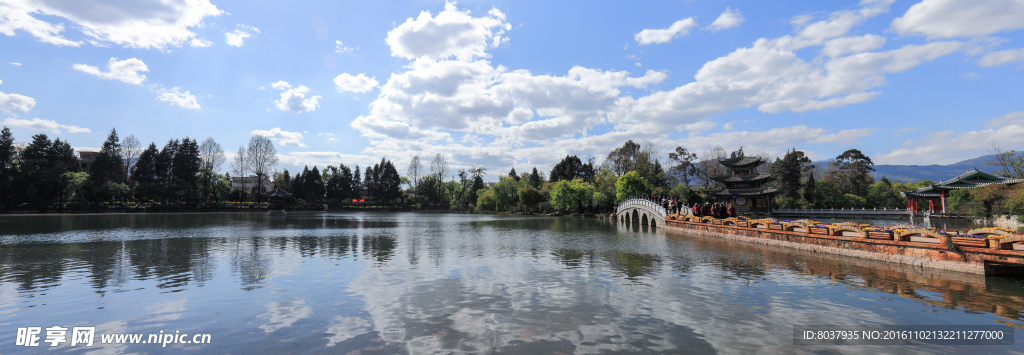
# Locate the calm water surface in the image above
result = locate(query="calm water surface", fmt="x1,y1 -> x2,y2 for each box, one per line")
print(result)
1,212 -> 1023,354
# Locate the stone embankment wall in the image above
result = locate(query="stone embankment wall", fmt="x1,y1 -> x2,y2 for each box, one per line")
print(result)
974,215 -> 1021,230
663,220 -> 1024,276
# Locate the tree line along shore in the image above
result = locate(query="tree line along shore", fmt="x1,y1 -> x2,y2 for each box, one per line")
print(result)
1,126 -> 1022,221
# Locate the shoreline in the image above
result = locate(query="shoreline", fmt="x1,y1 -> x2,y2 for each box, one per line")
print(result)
658,218 -> 1024,276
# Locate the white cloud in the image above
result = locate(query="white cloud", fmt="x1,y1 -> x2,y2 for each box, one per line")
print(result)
2,117 -> 90,134
345,0 -> 956,175
335,40 -> 357,53
226,24 -> 258,47
0,0 -> 222,50
72,57 -> 149,85
684,121 -> 716,132
876,111 -> 1024,164
614,39 -> 961,135
894,126 -> 918,136
635,18 -> 697,45
271,81 -> 320,113
813,128 -> 875,145
707,8 -> 744,32
225,30 -> 250,47
157,87 -> 200,109
318,132 -> 338,142
189,38 -> 212,48
892,0 -> 1024,39
277,151 -> 376,169
251,127 -> 306,148
333,73 -> 379,93
978,48 -> 1024,67
986,111 -> 1024,127
385,1 -> 511,61
822,34 -> 886,58
7,62 -> 21,66
0,80 -> 35,112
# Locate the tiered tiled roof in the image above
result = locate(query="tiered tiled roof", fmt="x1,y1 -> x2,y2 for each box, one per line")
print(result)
711,173 -> 772,184
711,156 -> 775,199
714,187 -> 779,197
717,156 -> 765,169
902,169 -> 1023,198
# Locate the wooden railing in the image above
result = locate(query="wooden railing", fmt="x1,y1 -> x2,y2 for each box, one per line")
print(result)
773,207 -> 910,217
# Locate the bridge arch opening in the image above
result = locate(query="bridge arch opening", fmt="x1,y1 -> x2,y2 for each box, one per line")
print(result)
642,213 -> 648,226
632,209 -> 639,223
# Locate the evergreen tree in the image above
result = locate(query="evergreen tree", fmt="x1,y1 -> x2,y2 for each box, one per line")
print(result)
803,171 -> 816,204
307,166 -> 324,203
352,164 -> 362,199
550,155 -> 595,183
20,134 -> 77,208
364,165 -> 375,200
294,166 -> 309,200
529,167 -> 542,188
775,148 -> 810,201
380,160 -> 402,201
509,167 -> 519,181
0,127 -> 16,210
834,149 -> 875,197
132,143 -> 159,201
173,137 -> 201,203
156,139 -> 179,202
88,129 -> 126,201
50,139 -> 80,208
323,166 -> 340,204
327,164 -> 354,203
668,146 -> 698,187
648,159 -> 669,189
470,175 -> 485,205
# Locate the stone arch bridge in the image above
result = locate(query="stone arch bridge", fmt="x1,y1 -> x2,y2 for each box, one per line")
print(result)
615,198 -> 667,227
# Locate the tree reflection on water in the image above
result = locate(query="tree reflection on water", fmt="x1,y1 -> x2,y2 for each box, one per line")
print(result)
1,212 -> 1023,353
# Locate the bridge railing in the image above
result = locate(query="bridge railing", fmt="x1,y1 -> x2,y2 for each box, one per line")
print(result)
615,198 -> 667,217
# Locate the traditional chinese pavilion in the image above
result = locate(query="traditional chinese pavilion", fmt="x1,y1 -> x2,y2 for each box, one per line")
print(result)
711,156 -> 777,214
902,169 -> 1023,213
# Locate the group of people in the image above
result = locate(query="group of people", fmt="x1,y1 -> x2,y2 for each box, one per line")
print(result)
624,194 -> 737,218
691,202 -> 735,219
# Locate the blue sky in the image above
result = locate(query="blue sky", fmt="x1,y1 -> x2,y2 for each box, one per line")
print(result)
1,0 -> 1023,179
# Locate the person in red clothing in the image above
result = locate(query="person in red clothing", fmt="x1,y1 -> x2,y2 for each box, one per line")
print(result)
726,203 -> 735,217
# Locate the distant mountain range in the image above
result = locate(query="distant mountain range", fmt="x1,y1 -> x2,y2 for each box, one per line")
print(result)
813,155 -> 1003,183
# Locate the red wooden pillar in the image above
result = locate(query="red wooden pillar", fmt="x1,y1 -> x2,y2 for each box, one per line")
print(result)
928,199 -> 934,212
907,198 -> 913,211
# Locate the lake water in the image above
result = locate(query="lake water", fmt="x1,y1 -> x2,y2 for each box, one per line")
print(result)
1,212 -> 1023,353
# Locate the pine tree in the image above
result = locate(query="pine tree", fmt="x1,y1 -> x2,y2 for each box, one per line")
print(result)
88,128 -> 126,202
307,166 -> 324,203
132,143 -> 159,201
0,127 -> 16,210
803,171 -> 816,204
529,167 -> 542,188
352,164 -> 362,199
173,137 -> 201,203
